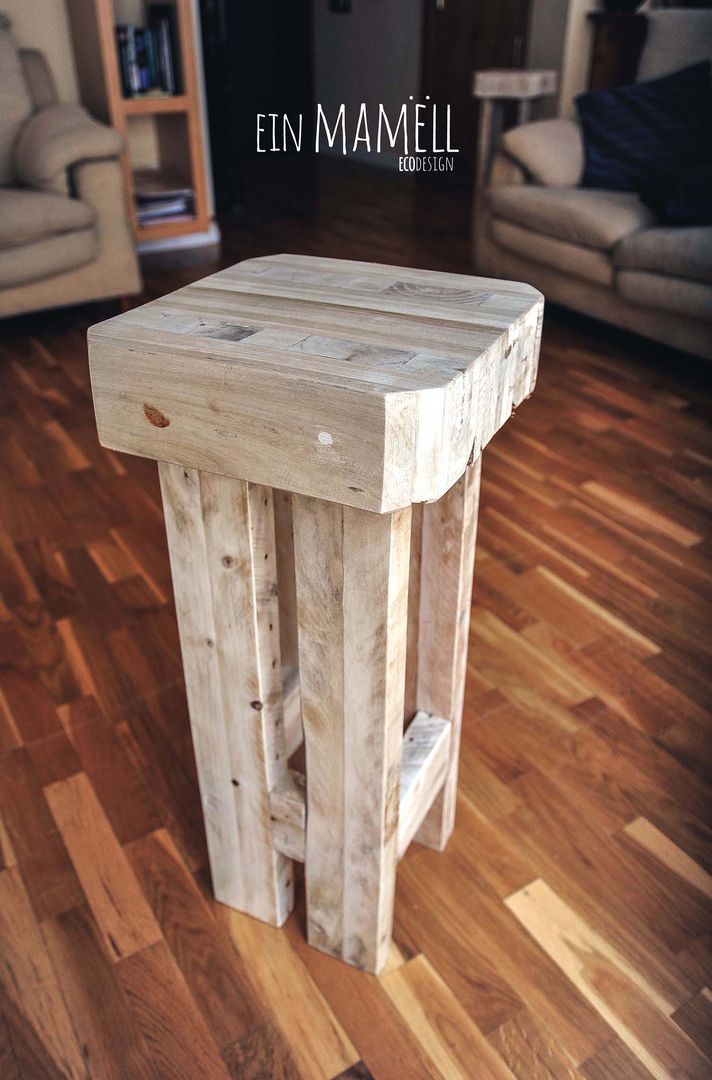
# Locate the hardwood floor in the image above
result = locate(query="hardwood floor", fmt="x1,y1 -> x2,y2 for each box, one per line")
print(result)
0,161 -> 710,1079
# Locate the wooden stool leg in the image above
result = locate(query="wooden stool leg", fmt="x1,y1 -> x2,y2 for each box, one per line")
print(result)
159,463 -> 293,926
293,496 -> 411,973
415,457 -> 482,850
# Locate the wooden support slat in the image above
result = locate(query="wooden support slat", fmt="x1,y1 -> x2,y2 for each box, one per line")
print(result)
398,712 -> 452,859
415,457 -> 482,850
269,770 -> 306,862
159,463 -> 293,926
292,495 -> 411,973
282,665 -> 302,758
274,490 -> 299,670
270,712 -> 451,865
404,502 -> 424,722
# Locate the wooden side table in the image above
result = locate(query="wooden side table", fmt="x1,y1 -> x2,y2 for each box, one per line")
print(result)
88,254 -> 542,973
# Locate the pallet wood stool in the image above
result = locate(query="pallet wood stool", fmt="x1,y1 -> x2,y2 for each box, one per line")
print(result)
88,254 -> 542,973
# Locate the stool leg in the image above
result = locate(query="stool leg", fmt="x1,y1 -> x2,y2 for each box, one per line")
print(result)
293,497 -> 411,973
159,463 -> 293,926
415,457 -> 482,850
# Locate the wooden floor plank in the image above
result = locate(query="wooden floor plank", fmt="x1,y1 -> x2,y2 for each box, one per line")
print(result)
216,900 -> 360,1080
622,817 -> 712,901
396,853 -> 613,1064
506,879 -> 711,1080
380,954 -> 516,1079
125,829 -> 263,1050
44,772 -> 163,962
283,907 -> 442,1080
116,941 -> 232,1080
0,868 -> 88,1080
671,989 -> 712,1064
41,903 -> 157,1080
488,1010 -> 585,1080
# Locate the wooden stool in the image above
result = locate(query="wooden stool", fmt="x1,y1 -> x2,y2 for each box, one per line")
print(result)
88,254 -> 542,973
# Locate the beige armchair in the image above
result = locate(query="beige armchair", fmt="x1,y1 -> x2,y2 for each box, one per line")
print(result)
474,10 -> 712,360
0,13 -> 141,319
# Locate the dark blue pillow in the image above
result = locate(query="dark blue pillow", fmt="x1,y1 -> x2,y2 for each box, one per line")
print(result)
575,62 -> 712,214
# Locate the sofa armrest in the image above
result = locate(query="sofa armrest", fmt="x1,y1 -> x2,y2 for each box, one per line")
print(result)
501,118 -> 583,187
490,151 -> 527,189
72,157 -> 142,296
14,104 -> 123,193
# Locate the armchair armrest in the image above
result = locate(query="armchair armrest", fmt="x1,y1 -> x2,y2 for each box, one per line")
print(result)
14,104 -> 123,193
501,118 -> 583,187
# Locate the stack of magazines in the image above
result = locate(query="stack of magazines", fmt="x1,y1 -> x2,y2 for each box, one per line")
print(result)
116,4 -> 180,97
134,170 -> 194,225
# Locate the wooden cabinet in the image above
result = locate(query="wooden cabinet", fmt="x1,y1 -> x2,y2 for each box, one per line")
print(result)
587,12 -> 648,92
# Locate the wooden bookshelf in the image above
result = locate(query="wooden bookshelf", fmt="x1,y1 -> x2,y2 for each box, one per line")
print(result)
69,0 -> 211,245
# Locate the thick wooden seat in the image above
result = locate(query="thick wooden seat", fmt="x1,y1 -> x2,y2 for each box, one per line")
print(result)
88,254 -> 543,973
88,254 -> 542,512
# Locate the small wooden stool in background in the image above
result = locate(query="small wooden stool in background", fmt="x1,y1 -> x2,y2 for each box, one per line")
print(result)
472,68 -> 558,262
88,254 -> 542,973
472,68 -> 558,190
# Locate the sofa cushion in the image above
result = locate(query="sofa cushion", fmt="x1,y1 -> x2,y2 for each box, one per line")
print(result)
491,218 -> 613,287
0,227 -> 97,288
488,186 -> 654,251
615,227 -> 712,284
617,270 -> 712,322
502,119 -> 583,187
0,188 -> 94,248
0,18 -> 34,185
637,10 -> 712,82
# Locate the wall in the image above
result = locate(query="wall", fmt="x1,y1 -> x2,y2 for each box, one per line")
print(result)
3,0 -> 79,101
558,0 -> 598,115
527,0 -> 568,116
312,0 -> 425,168
527,0 -> 598,117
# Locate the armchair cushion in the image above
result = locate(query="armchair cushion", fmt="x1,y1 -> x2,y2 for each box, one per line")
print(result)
14,104 -> 123,192
0,227 -> 97,289
489,185 -> 654,251
0,188 -> 94,248
501,119 -> 583,187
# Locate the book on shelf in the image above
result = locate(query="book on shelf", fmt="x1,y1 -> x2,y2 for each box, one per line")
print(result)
136,198 -> 193,223
115,5 -> 181,98
134,169 -> 194,223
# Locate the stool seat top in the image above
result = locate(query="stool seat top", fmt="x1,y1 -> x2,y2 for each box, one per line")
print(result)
88,254 -> 542,512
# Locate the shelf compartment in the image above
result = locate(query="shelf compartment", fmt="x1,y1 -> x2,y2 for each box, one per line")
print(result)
122,94 -> 189,115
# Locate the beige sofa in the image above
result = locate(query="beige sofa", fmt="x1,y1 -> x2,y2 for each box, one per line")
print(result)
476,10 -> 712,360
0,14 -> 140,319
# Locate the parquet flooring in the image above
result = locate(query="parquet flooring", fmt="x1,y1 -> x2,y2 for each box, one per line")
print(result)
0,161 -> 710,1079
